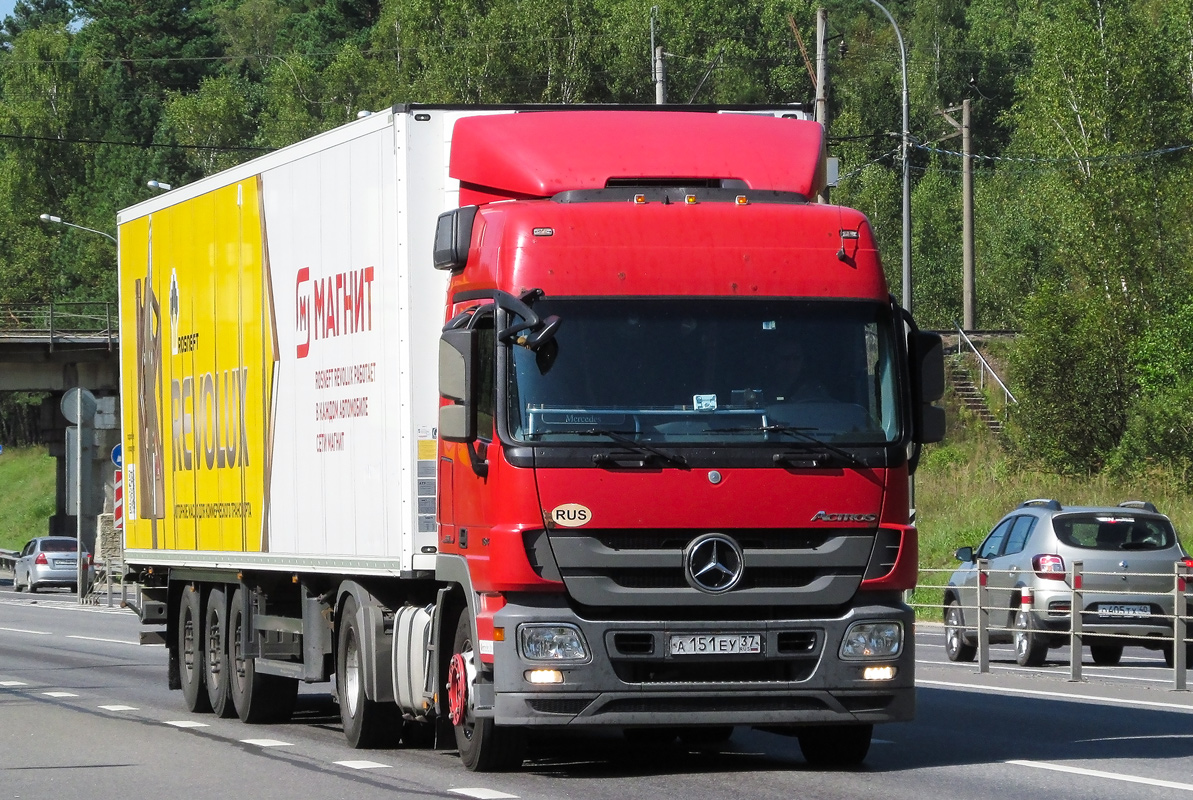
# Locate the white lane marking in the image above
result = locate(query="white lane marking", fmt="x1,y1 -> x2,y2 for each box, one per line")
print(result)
1075,734 -> 1193,743
164,720 -> 210,728
916,658 -> 1175,684
0,597 -> 134,614
66,635 -> 140,646
1009,759 -> 1193,792
0,626 -> 52,635
240,739 -> 292,747
919,678 -> 1193,713
334,760 -> 391,770
42,691 -> 79,697
450,790 -> 519,800
98,704 -> 139,711
1,680 -> 29,686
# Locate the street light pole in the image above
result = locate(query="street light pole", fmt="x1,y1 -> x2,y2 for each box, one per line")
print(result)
864,0 -> 911,314
39,213 -> 117,244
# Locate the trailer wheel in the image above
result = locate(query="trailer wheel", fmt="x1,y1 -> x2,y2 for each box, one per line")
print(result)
448,611 -> 525,771
228,586 -> 297,724
797,724 -> 872,767
178,584 -> 212,713
336,595 -> 400,748
203,586 -> 236,718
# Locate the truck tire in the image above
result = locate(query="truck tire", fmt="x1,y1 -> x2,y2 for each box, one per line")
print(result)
179,584 -> 212,713
448,611 -> 525,771
1014,610 -> 1048,667
797,724 -> 872,767
228,586 -> 297,724
204,586 -> 236,718
336,595 -> 400,748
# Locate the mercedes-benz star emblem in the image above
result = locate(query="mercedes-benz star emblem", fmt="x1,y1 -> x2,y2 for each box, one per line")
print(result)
683,533 -> 745,594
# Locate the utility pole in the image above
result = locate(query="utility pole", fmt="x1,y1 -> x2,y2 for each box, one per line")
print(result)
961,99 -> 974,330
940,100 -> 975,330
651,6 -> 666,104
655,46 -> 667,104
815,8 -> 830,204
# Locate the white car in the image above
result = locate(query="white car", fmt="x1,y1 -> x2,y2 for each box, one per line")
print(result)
13,536 -> 94,593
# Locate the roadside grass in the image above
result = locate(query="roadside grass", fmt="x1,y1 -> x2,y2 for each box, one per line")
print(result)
0,445 -> 55,553
912,430 -> 1193,622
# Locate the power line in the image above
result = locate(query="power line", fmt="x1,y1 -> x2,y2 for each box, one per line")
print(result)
916,141 -> 1193,164
0,131 -> 272,152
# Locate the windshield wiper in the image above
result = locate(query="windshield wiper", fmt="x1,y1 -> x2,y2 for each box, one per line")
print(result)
578,429 -> 690,469
713,423 -> 864,468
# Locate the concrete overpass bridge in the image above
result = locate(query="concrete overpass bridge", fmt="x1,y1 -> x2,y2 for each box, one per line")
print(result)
0,302 -> 120,543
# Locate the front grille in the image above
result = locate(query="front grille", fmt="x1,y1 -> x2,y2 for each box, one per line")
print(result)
839,694 -> 896,713
597,696 -> 829,715
613,633 -> 655,655
544,528 -> 875,608
527,698 -> 593,715
612,660 -> 816,684
776,631 -> 817,654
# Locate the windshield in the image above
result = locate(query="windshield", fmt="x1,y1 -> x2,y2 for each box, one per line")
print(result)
507,298 -> 903,446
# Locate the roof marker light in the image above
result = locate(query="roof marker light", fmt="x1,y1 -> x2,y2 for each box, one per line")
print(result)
533,228 -> 554,237
633,194 -> 647,204
684,194 -> 698,205
735,195 -> 749,205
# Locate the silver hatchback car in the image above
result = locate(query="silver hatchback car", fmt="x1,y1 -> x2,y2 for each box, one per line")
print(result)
944,499 -> 1192,667
13,536 -> 94,593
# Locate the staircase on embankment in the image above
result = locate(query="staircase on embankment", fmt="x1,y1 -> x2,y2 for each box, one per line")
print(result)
949,360 -> 1005,435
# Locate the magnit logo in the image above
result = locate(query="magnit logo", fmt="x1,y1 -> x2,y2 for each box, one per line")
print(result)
810,510 -> 878,523
295,265 -> 376,359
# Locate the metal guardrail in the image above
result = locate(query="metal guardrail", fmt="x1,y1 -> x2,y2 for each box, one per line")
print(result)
0,302 -> 117,349
0,548 -> 16,572
916,561 -> 1192,690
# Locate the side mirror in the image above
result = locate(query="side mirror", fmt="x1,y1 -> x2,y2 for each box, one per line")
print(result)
433,206 -> 479,271
913,331 -> 946,444
954,546 -> 974,563
439,328 -> 477,442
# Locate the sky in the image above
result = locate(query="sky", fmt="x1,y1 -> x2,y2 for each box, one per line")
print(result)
0,1 -> 14,23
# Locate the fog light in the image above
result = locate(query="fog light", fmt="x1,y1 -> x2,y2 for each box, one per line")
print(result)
863,666 -> 897,681
518,624 -> 589,662
525,669 -> 564,684
840,621 -> 903,660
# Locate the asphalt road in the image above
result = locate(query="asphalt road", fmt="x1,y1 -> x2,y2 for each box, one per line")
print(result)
3,583 -> 1193,800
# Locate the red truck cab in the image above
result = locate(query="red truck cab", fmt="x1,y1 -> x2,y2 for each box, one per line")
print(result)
434,109 -> 944,770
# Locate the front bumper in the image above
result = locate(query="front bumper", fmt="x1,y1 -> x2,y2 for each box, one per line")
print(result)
484,595 -> 915,728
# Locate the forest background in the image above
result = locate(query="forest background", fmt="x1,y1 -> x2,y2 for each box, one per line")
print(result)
0,0 -> 1191,486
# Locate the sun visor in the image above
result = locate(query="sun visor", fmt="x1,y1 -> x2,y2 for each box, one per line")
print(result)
450,111 -> 825,204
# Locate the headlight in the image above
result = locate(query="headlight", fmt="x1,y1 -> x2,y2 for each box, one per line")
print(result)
839,621 -> 903,660
518,624 -> 589,662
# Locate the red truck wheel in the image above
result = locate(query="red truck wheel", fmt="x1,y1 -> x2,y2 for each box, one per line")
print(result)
450,611 -> 525,771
